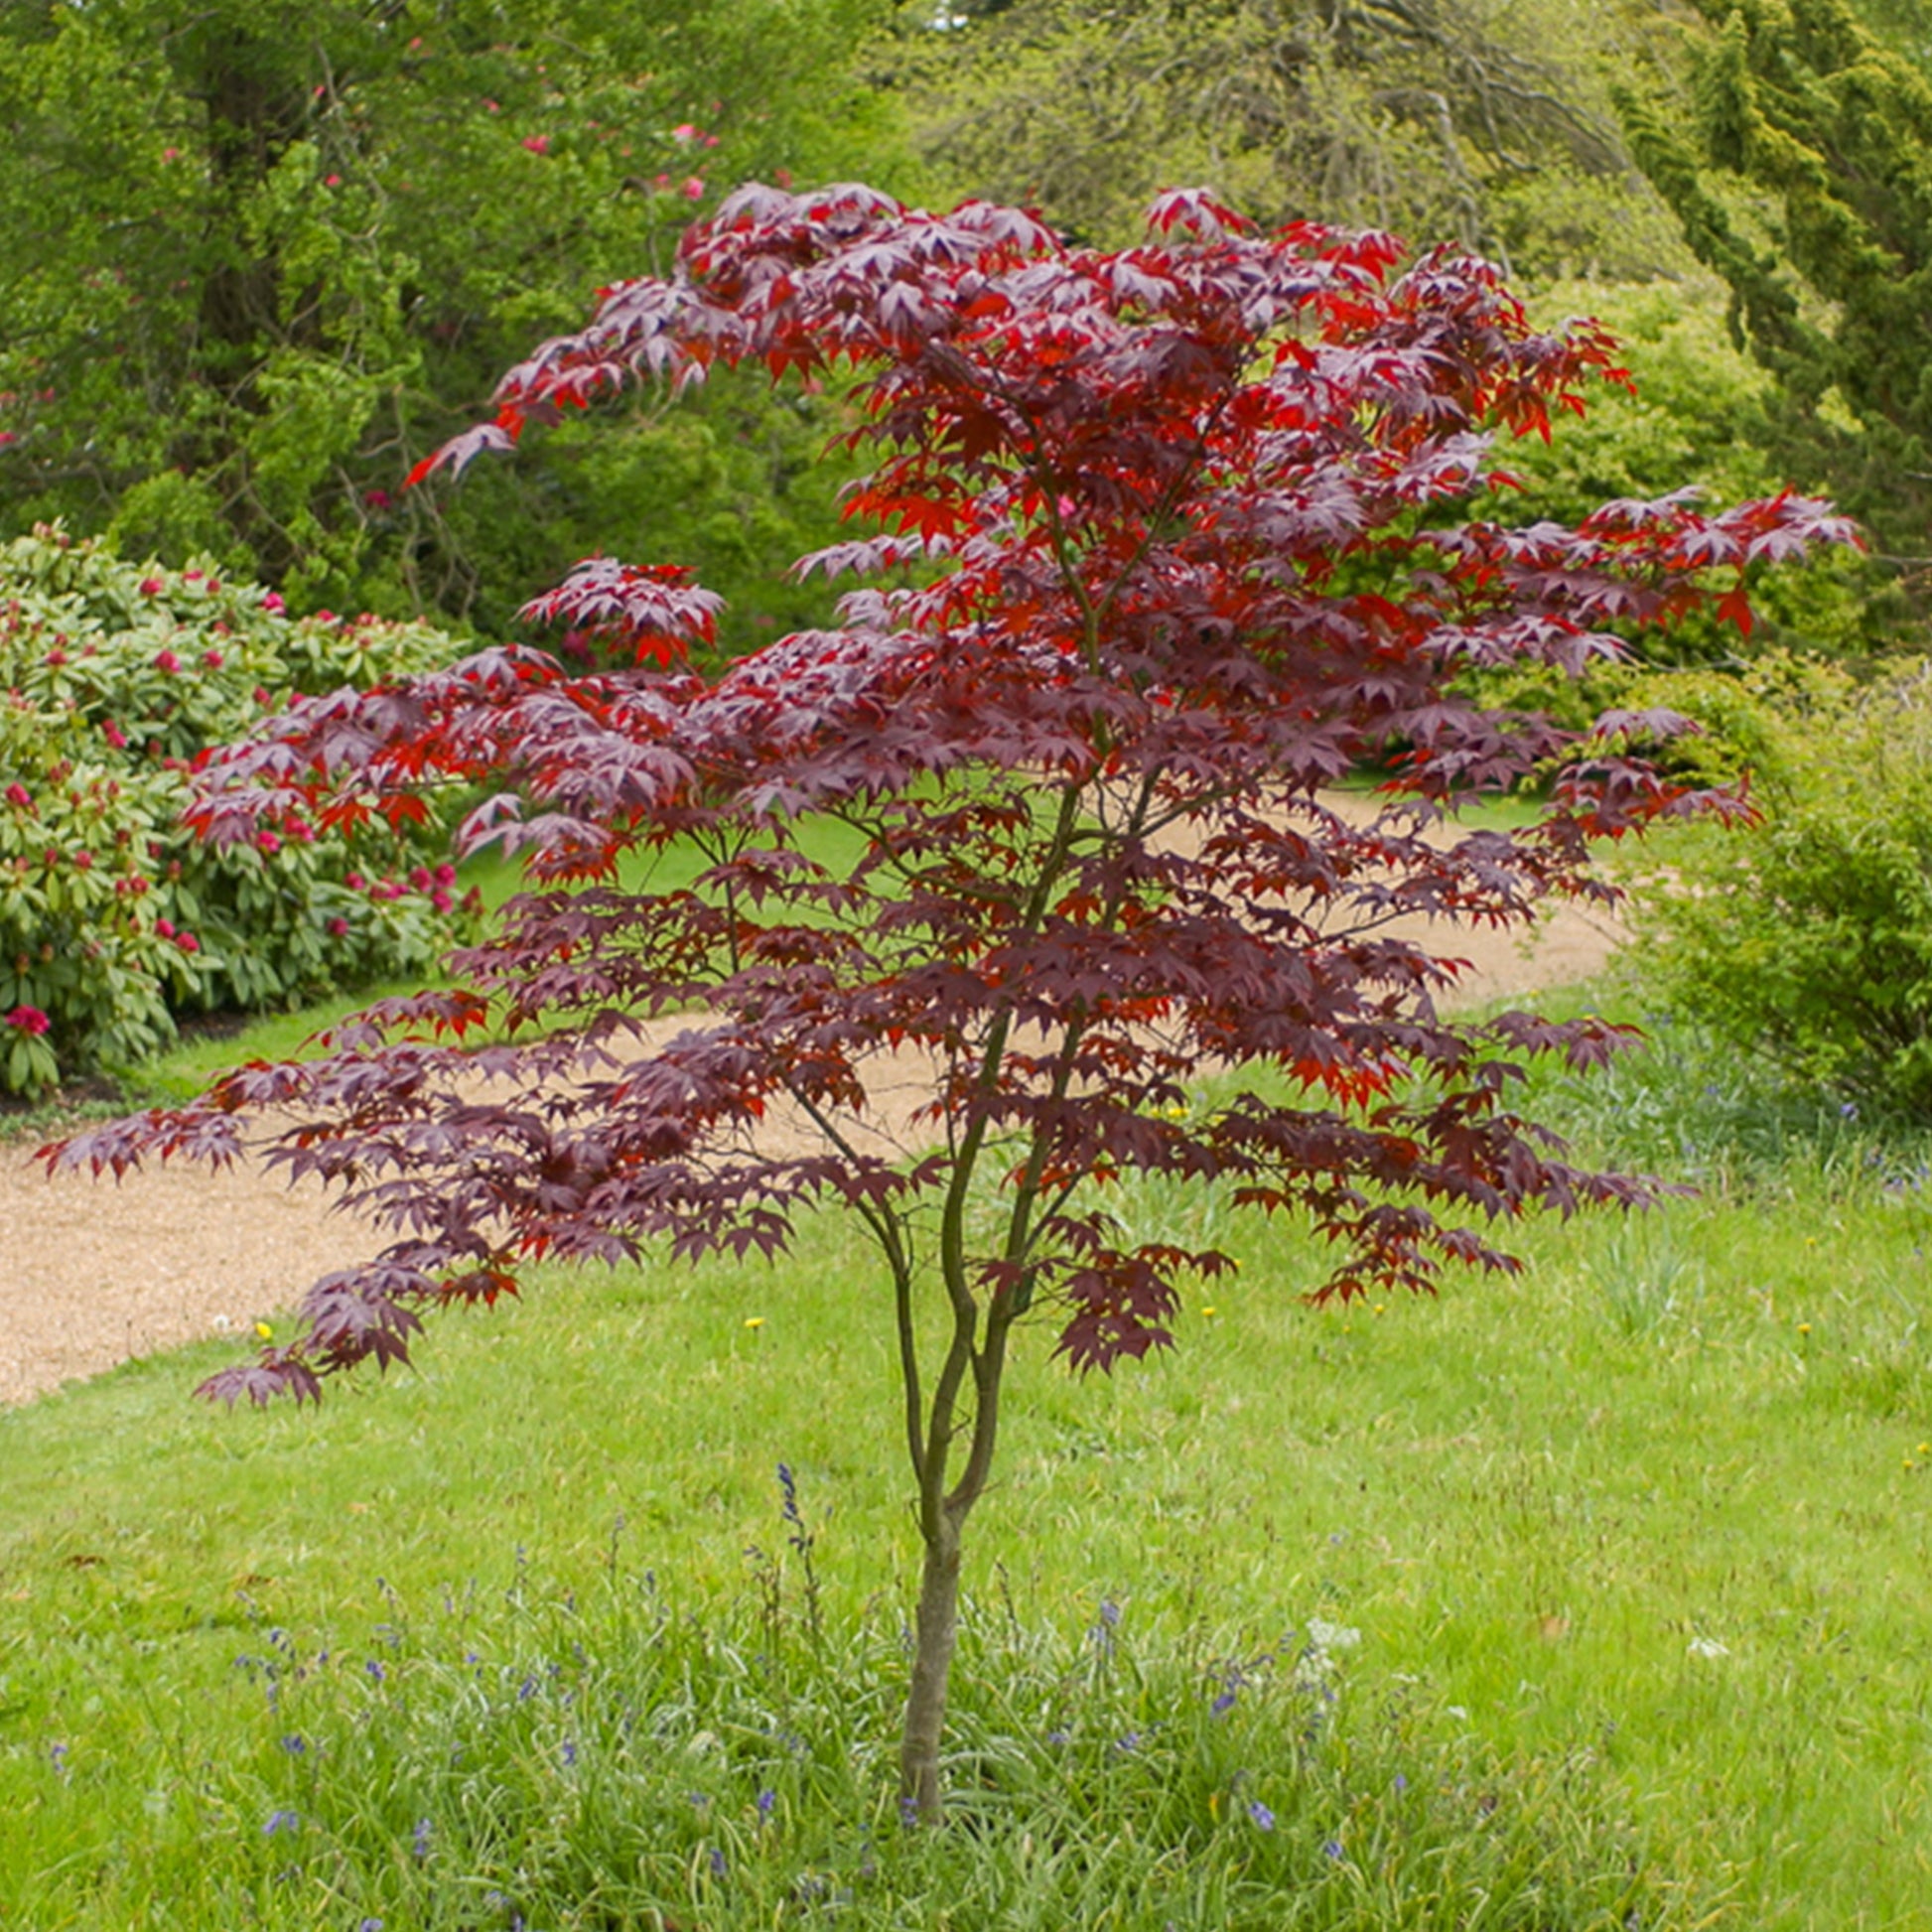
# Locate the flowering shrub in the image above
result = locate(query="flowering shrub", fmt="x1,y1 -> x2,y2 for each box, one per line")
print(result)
0,526 -> 478,1094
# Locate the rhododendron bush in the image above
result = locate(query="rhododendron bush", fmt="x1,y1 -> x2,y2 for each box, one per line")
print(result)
0,529 -> 477,1093
54,186 -> 1854,1809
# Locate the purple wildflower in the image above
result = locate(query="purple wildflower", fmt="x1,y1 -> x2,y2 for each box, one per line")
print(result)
413,1817 -> 432,1862
1247,1800 -> 1275,1831
709,1846 -> 728,1877
757,1787 -> 775,1823
263,1808 -> 300,1838
1322,1838 -> 1344,1861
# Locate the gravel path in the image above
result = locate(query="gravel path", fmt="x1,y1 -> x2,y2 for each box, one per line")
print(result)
0,902 -> 1624,1408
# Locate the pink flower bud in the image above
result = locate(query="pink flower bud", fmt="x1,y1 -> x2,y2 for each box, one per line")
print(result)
176,931 -> 200,953
203,648 -> 224,668
345,872 -> 365,891
139,577 -> 165,597
257,832 -> 281,855
521,135 -> 549,155
44,647 -> 67,667
102,721 -> 127,750
434,862 -> 456,886
681,176 -> 705,201
4,1005 -> 50,1036
261,592 -> 285,615
155,917 -> 175,938
3,782 -> 29,809
327,916 -> 350,937
155,649 -> 182,674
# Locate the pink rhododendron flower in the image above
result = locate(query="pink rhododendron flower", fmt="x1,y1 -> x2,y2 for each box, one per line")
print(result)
521,135 -> 549,155
176,931 -> 200,953
671,122 -> 697,142
345,872 -> 365,891
261,592 -> 285,615
44,647 -> 67,667
102,721 -> 127,750
327,916 -> 350,937
155,649 -> 182,674
5,1005 -> 50,1035
4,782 -> 30,809
257,832 -> 281,855
139,577 -> 165,597
203,649 -> 223,668
681,176 -> 705,201
155,917 -> 176,938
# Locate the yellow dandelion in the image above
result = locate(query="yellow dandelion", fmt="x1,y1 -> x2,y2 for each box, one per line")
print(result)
1798,1322 -> 1812,1336
1201,1306 -> 1218,1318
254,1320 -> 274,1341
743,1315 -> 765,1330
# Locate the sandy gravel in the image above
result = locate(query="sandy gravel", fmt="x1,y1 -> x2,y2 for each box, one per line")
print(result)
0,898 -> 1624,1409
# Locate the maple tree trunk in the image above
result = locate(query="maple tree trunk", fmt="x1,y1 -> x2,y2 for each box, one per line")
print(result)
898,1510 -> 963,1822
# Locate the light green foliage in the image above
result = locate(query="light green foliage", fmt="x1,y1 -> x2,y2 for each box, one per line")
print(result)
1509,277 -> 1878,655
0,0 -> 901,637
1618,0 -> 1932,564
1623,656 -> 1932,1121
896,0 -> 1689,279
2,993 -> 1929,1922
0,527 -> 471,1093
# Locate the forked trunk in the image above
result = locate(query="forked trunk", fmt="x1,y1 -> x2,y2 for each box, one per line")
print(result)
898,1514 -> 963,1821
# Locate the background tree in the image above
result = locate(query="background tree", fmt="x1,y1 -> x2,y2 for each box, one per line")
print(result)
1618,0 -> 1932,582
893,0 -> 1690,279
0,0 -> 903,641
53,185 -> 1852,1814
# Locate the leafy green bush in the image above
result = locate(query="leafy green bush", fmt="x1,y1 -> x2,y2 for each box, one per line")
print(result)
1626,657 -> 1932,1122
0,526 -> 475,1095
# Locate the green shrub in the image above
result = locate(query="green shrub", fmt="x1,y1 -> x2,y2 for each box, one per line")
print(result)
0,526 -> 475,1095
1625,657 -> 1932,1122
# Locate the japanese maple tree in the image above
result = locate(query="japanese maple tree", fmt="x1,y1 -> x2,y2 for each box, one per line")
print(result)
51,183 -> 1854,1816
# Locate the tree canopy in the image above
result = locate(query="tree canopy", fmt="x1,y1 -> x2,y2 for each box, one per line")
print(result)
1619,0 -> 1932,571
0,0 -> 902,637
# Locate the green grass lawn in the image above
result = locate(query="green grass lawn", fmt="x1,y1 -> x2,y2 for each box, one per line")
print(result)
3,981 -> 1929,1927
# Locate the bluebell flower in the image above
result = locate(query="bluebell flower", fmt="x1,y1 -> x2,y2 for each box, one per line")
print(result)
1321,1837 -> 1344,1861
757,1787 -> 775,1823
279,1734 -> 306,1755
1247,1800 -> 1275,1831
413,1818 -> 432,1862
709,1846 -> 729,1877
263,1809 -> 300,1838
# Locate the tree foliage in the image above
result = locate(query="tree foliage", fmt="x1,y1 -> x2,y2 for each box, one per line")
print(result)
0,0 -> 900,636
896,0 -> 1687,279
1619,0 -> 1932,569
51,185 -> 1853,1809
